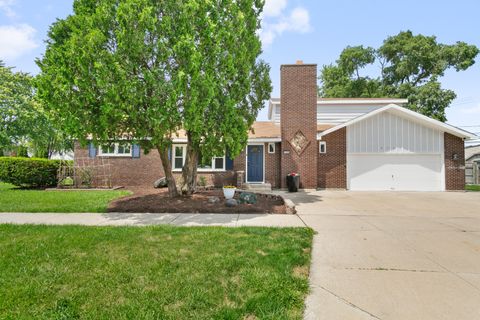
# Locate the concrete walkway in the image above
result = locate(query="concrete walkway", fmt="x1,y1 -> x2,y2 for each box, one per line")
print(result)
0,212 -> 305,227
277,190 -> 480,320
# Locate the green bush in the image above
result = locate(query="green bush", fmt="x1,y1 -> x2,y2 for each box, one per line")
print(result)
0,157 -> 72,188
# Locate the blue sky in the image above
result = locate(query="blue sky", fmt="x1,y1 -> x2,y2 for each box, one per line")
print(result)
1,0 -> 479,134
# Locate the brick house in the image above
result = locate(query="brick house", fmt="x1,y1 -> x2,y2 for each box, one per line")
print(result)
74,62 -> 476,191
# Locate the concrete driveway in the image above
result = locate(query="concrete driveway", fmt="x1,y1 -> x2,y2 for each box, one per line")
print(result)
281,190 -> 480,320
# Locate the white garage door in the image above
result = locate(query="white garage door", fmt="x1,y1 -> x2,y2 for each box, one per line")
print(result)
346,110 -> 445,191
347,154 -> 443,191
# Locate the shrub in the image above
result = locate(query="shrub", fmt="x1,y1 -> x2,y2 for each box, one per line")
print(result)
0,157 -> 72,188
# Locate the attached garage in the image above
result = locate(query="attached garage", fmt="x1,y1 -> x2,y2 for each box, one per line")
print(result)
346,110 -> 445,191
318,104 -> 475,191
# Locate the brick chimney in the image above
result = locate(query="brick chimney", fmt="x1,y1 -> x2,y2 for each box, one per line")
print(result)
280,62 -> 318,189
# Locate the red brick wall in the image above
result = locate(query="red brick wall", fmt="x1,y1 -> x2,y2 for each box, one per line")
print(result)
74,142 -> 235,188
444,133 -> 465,190
280,63 -> 318,188
265,142 -> 281,188
317,128 -> 347,189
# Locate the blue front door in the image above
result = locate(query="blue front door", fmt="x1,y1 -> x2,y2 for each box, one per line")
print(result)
247,145 -> 264,182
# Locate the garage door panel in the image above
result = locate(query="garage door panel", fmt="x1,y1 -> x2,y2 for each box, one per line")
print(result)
347,154 -> 443,191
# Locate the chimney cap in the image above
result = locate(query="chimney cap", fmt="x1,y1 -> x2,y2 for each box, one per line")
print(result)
296,60 -> 303,64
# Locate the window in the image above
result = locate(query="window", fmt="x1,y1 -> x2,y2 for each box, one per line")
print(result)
173,145 -> 185,170
99,142 -> 132,156
319,141 -> 327,154
117,143 -> 131,155
268,142 -> 275,154
172,144 -> 225,171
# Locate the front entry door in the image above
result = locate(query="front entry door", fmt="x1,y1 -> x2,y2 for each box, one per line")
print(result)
247,145 -> 264,183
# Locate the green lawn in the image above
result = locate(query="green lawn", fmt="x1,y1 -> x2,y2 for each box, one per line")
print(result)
0,182 -> 130,212
0,225 -> 313,319
466,184 -> 480,191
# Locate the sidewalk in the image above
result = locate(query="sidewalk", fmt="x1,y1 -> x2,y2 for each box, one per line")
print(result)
0,212 -> 306,228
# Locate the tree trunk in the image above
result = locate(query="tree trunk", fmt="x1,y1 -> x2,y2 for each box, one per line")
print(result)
181,136 -> 198,196
157,144 -> 178,197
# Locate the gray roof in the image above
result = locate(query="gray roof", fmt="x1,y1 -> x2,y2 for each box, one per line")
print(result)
466,145 -> 480,161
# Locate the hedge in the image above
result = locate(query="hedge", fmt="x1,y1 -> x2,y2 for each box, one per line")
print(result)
0,157 -> 72,188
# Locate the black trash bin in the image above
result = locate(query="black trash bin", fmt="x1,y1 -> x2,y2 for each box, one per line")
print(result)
286,173 -> 300,192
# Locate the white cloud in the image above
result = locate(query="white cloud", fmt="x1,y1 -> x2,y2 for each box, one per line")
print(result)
0,0 -> 16,18
263,0 -> 287,17
0,24 -> 38,61
260,5 -> 311,48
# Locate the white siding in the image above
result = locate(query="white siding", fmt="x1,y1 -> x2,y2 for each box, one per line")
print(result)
317,105 -> 382,125
273,104 -> 383,124
347,111 -> 444,154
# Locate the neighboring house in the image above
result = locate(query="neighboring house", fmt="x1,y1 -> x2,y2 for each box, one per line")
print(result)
465,145 -> 480,184
74,62 -> 477,191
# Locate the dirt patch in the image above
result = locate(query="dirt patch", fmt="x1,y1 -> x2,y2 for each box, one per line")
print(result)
108,187 -> 287,214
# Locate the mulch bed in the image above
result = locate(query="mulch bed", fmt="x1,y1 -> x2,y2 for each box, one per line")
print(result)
108,187 -> 287,214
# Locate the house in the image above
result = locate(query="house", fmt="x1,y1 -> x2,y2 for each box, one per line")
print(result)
74,62 -> 477,191
465,145 -> 480,184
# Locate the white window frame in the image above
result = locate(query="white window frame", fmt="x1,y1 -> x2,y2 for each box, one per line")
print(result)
98,142 -> 133,157
268,142 -> 276,154
172,144 -> 226,172
319,141 -> 327,154
173,144 -> 187,170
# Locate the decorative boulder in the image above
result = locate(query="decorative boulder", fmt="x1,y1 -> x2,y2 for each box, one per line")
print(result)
225,199 -> 238,207
207,196 -> 220,204
153,177 -> 168,188
238,192 -> 257,204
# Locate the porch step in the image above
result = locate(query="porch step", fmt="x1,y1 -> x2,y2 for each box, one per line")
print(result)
243,183 -> 272,192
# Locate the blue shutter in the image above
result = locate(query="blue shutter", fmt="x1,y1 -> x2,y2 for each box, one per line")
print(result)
168,146 -> 172,161
88,142 -> 97,158
226,149 -> 234,170
132,144 -> 140,158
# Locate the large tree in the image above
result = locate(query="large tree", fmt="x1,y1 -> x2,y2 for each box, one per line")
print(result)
36,0 -> 271,197
0,61 -> 68,157
319,31 -> 479,121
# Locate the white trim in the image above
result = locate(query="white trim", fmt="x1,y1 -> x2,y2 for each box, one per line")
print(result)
317,104 -> 477,140
245,143 -> 265,184
98,142 -> 133,157
268,142 -> 275,154
269,97 -> 408,105
171,144 -> 226,172
172,137 -> 281,143
248,137 -> 281,143
316,99 -> 408,105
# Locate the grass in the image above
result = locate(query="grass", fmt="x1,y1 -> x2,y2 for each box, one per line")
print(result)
0,182 -> 130,212
466,184 -> 480,191
0,225 -> 313,319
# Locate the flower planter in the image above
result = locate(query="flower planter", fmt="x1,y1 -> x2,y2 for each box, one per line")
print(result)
223,186 -> 236,199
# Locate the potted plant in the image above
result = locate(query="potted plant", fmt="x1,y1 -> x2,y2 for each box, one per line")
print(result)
223,185 -> 236,199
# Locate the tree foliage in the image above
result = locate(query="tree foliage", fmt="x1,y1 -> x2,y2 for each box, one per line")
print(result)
0,61 -> 68,157
37,0 -> 271,196
319,31 -> 479,121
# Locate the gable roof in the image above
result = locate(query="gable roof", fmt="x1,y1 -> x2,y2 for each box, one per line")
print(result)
466,145 -> 480,161
317,104 -> 477,140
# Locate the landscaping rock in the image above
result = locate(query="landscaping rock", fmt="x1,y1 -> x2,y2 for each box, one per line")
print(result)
225,199 -> 238,207
238,192 -> 257,204
207,196 -> 220,204
153,177 -> 168,188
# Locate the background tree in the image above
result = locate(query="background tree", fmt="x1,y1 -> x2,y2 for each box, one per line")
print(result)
0,61 -> 69,158
319,31 -> 479,121
36,0 -> 271,197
